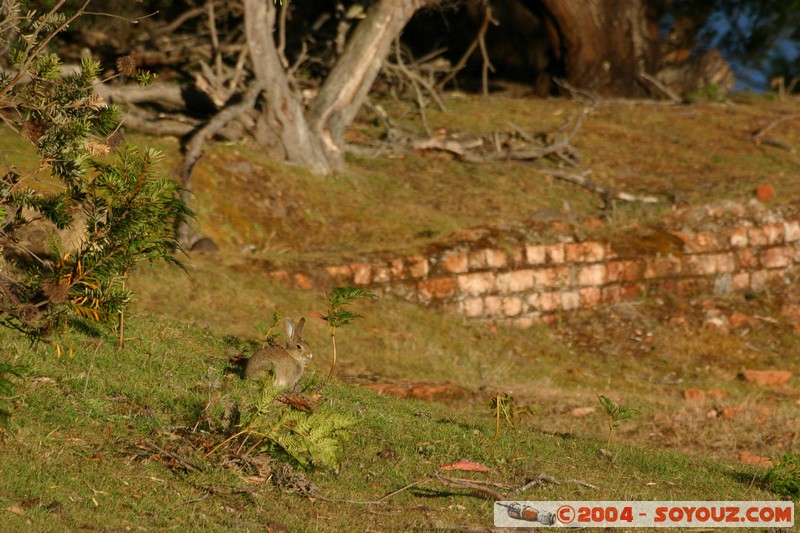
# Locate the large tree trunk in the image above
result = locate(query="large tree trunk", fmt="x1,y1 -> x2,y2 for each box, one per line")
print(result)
538,0 -> 660,97
244,0 -> 433,175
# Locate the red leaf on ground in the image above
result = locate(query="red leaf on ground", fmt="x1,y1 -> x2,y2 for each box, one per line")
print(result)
440,460 -> 490,472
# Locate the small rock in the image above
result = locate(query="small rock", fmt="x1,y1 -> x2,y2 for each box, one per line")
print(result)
721,406 -> 743,420
755,184 -> 775,203
728,312 -> 757,329
741,369 -> 792,387
682,388 -> 706,402
569,406 -> 596,417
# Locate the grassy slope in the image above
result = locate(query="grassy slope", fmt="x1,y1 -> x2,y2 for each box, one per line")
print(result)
1,93 -> 800,530
0,309 -> 783,531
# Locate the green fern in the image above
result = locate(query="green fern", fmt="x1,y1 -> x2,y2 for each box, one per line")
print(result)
241,384 -> 356,470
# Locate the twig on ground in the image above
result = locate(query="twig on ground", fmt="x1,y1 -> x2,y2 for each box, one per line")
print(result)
514,472 -> 597,492
753,114 -> 796,151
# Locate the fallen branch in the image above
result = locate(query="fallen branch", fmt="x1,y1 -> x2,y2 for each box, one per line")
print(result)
538,169 -> 661,206
434,472 -> 505,501
753,114 -> 796,151
514,472 -> 597,492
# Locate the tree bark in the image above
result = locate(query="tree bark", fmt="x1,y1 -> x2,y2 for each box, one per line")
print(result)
538,0 -> 660,97
244,0 -> 434,175
244,0 -> 333,175
307,0 -> 433,167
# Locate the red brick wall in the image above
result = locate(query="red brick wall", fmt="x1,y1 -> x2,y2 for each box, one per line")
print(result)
270,214 -> 800,327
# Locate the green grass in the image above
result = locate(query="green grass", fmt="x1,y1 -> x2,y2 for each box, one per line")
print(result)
2,93 -> 800,529
0,311 -> 787,530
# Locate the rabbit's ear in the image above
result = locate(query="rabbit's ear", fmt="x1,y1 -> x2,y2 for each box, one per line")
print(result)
284,317 -> 296,338
294,317 -> 306,338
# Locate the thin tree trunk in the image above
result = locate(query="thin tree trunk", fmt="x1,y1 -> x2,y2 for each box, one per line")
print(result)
308,0 -> 433,168
243,0 -> 333,175
244,0 -> 434,174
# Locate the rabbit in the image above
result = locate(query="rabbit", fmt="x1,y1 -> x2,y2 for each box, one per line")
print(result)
244,317 -> 313,389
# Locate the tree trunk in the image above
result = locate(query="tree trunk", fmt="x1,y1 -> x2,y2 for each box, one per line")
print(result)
244,0 -> 434,175
244,0 -> 333,175
538,0 -> 660,97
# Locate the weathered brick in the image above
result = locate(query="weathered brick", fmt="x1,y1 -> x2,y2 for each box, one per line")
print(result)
389,259 -> 404,278
457,271 -> 496,294
682,254 -> 718,276
461,297 -> 484,318
565,242 -> 605,263
716,252 -> 736,273
644,256 -> 682,279
602,284 -> 621,304
293,273 -> 313,290
406,256 -> 429,278
677,278 -> 711,295
483,295 -> 503,315
760,246 -> 793,269
577,264 -> 607,286
508,316 -> 536,329
508,246 -> 525,267
731,272 -> 750,292
417,278 -> 457,301
524,244 -> 546,265
372,263 -> 392,283
728,227 -> 749,248
496,270 -> 536,292
540,292 -> 561,312
468,248 -> 508,270
485,248 -> 508,269
682,231 -> 722,253
325,265 -> 353,280
767,268 -> 788,284
502,296 -> 524,317
736,248 -> 758,269
441,250 -> 469,274
544,243 -> 565,264
351,263 -> 372,285
579,287 -> 602,307
784,220 -> 800,243
751,270 -> 769,291
606,260 -> 642,282
620,283 -> 644,299
561,290 -> 581,310
763,223 -> 785,245
532,267 -> 569,288
714,273 -> 731,294
748,227 -> 769,246
526,293 -> 541,310
540,313 -> 560,325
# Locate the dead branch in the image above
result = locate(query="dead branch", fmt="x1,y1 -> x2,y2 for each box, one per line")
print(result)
514,472 -> 597,493
637,71 -> 682,103
753,114 -> 796,151
477,1 -> 498,97
538,169 -> 660,206
436,0 -> 497,92
94,82 -> 188,109
120,109 -> 197,137
434,473 -> 505,501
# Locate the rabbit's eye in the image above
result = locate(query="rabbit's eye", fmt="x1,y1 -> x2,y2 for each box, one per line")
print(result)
296,344 -> 303,350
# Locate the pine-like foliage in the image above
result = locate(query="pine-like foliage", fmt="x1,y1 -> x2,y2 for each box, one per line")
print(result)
0,7 -> 190,338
